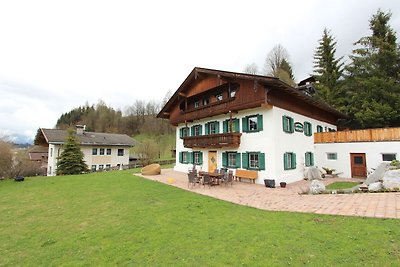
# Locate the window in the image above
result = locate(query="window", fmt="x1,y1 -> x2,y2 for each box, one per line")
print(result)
98,164 -> 104,170
223,118 -> 240,133
92,148 -> 98,155
241,152 -> 265,170
304,121 -> 312,136
194,101 -> 200,108
382,153 -> 396,161
230,89 -> 236,98
179,127 -> 190,138
193,151 -> 203,165
91,165 -> 97,172
203,98 -> 209,106
328,128 -> 336,132
106,148 -> 111,155
327,153 -> 337,160
284,152 -> 296,170
106,164 -> 111,171
305,152 -> 314,167
179,151 -> 192,164
205,121 -> 219,135
282,115 -> 294,133
317,125 -> 323,133
48,166 -> 52,175
50,148 -> 53,157
191,125 -> 202,136
222,152 -> 241,168
216,93 -> 223,101
118,149 -> 124,156
242,114 -> 263,132
100,148 -> 105,155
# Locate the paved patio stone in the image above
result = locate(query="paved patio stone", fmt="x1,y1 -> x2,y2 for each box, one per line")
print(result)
137,169 -> 400,219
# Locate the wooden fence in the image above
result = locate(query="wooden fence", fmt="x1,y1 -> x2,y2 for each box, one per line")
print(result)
314,127 -> 400,143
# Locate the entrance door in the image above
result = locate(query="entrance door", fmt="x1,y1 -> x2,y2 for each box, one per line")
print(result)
208,151 -> 217,173
350,153 -> 366,178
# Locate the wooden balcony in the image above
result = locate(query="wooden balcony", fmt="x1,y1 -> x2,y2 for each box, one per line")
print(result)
314,127 -> 400,143
183,133 -> 242,148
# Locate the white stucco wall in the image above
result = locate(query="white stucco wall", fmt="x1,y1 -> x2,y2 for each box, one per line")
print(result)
315,141 -> 400,178
175,106 -> 338,185
47,145 -> 131,176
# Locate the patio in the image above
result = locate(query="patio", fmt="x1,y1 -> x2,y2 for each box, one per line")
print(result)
137,169 -> 400,219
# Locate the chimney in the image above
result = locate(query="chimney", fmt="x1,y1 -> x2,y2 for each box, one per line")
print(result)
76,125 -> 85,135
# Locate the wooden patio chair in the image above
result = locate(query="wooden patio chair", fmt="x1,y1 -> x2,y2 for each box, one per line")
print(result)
187,172 -> 199,189
202,173 -> 212,188
223,170 -> 234,187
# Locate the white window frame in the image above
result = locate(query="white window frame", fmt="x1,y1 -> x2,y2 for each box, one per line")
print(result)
249,153 -> 259,169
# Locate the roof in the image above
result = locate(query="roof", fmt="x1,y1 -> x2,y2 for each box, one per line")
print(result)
157,67 -> 348,120
40,128 -> 136,147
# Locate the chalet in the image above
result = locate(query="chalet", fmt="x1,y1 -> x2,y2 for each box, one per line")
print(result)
36,126 -> 136,176
157,67 -> 348,184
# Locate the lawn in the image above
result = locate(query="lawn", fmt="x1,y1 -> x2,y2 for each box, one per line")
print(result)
1,170 -> 399,266
326,181 -> 361,190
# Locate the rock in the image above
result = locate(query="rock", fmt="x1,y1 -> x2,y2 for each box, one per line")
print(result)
382,169 -> 400,190
310,180 -> 325,194
365,162 -> 389,185
368,182 -> 382,192
305,167 -> 322,181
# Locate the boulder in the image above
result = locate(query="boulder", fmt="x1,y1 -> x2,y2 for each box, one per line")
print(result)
305,167 -> 322,181
365,162 -> 389,185
382,169 -> 400,190
141,164 -> 161,175
310,180 -> 325,194
368,182 -> 382,192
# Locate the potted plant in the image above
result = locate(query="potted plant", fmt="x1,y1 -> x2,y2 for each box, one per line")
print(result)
280,182 -> 287,188
322,167 -> 335,175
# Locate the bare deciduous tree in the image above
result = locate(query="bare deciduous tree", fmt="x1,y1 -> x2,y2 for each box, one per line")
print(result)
243,63 -> 260,75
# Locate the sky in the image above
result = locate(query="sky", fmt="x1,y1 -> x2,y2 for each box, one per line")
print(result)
0,0 -> 399,143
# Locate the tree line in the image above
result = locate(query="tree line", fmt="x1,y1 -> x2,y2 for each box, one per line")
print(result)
244,9 -> 400,129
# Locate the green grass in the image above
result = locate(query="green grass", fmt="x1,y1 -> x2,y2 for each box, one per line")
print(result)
326,181 -> 361,190
1,171 -> 399,266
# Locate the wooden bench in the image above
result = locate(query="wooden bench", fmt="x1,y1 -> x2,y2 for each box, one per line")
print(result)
235,169 -> 258,183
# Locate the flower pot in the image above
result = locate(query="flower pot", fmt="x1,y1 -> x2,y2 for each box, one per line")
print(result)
280,182 -> 287,188
264,179 -> 275,188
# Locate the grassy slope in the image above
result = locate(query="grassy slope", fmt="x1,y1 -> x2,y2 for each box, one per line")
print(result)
0,170 -> 399,266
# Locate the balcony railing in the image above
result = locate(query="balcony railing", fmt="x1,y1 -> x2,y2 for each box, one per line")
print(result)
314,127 -> 400,143
183,133 -> 242,148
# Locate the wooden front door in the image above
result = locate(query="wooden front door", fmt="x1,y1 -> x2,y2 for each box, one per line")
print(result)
208,151 -> 217,173
350,153 -> 366,178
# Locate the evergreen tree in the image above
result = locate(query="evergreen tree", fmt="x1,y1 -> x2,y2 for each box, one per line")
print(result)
313,28 -> 344,105
56,129 -> 88,175
343,10 -> 400,128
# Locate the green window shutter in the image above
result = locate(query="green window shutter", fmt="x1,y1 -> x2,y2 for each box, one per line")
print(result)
292,153 -> 297,169
282,116 -> 288,132
179,128 -> 183,138
222,152 -> 227,167
242,117 -> 248,132
242,152 -> 249,169
317,125 -> 323,133
290,118 -> 294,133
191,126 -> 195,136
199,152 -> 203,165
305,152 -> 310,166
205,122 -> 209,135
234,118 -> 240,133
215,121 -> 220,134
283,153 -> 288,170
188,152 -> 193,164
304,122 -> 312,136
257,114 -> 263,131
223,120 -> 228,133
259,153 -> 265,170
179,152 -> 183,163
310,152 -> 314,166
199,125 -> 203,135
235,153 -> 241,168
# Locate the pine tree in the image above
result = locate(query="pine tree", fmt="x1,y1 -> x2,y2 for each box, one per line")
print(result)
313,28 -> 344,105
343,10 -> 400,128
56,129 -> 89,175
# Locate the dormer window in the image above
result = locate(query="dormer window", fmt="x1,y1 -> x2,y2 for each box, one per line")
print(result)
194,101 -> 200,108
203,98 -> 209,106
216,94 -> 223,101
230,89 -> 236,98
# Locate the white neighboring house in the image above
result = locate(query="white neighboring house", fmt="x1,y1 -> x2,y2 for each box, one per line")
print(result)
157,67 -> 347,184
37,126 -> 136,176
315,128 -> 400,178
